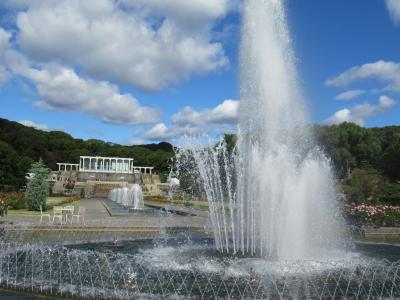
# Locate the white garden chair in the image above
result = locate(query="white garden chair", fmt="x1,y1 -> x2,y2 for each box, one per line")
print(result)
52,206 -> 63,225
63,205 -> 74,224
39,205 -> 51,224
71,206 -> 86,225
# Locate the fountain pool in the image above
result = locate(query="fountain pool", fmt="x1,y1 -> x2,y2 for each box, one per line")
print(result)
0,235 -> 399,299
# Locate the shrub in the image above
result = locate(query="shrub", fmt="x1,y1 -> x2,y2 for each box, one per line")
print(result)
26,159 -> 50,211
4,192 -> 26,209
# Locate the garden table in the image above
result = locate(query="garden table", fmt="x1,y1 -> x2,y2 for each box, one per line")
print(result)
61,206 -> 74,224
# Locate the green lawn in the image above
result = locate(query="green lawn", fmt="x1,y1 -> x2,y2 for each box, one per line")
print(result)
7,197 -> 80,216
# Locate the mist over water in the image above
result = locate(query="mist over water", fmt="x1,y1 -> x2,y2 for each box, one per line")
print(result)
173,0 -> 345,259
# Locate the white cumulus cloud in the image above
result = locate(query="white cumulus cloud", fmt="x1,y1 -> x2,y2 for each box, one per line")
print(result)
13,0 -> 229,91
145,99 -> 238,141
386,0 -> 400,25
326,60 -> 400,93
0,28 -> 11,83
172,99 -> 238,126
325,95 -> 397,125
7,51 -> 160,125
334,89 -> 365,101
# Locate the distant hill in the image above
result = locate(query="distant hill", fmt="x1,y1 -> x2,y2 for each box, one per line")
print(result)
0,117 -> 174,190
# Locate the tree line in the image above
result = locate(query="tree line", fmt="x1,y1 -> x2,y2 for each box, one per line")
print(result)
223,123 -> 400,205
0,118 -> 174,191
314,122 -> 400,205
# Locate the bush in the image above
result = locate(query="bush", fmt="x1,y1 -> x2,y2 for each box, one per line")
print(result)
4,192 -> 26,209
26,159 -> 50,211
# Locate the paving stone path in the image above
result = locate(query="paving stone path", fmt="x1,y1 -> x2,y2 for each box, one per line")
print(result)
2,198 -> 210,230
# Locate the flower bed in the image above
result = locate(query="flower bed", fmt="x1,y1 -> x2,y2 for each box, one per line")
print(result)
0,192 -> 27,215
345,203 -> 400,227
3,192 -> 26,209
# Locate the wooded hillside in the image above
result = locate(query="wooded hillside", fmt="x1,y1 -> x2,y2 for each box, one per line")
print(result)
0,118 -> 174,190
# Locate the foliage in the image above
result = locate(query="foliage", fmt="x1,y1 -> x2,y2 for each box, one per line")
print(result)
344,203 -> 400,227
2,192 -> 26,209
315,122 -> 383,177
26,159 -> 50,211
0,140 -> 32,191
379,180 -> 400,205
342,168 -> 384,204
381,133 -> 400,180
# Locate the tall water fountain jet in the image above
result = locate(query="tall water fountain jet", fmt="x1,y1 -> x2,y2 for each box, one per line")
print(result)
130,184 -> 144,210
174,0 -> 344,259
233,0 -> 344,259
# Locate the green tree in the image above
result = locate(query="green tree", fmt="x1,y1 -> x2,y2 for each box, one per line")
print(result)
381,133 -> 400,180
26,159 -> 50,211
342,168 -> 384,204
0,141 -> 22,190
379,180 -> 400,205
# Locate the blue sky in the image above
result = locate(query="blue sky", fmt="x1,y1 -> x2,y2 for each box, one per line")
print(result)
0,0 -> 399,145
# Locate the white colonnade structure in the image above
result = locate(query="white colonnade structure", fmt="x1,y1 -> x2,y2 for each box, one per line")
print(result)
79,156 -> 154,175
57,163 -> 80,171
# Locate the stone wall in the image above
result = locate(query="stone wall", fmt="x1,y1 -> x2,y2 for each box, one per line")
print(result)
77,171 -> 138,183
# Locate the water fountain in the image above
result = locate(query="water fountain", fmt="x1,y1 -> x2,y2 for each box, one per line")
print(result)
109,185 -> 144,210
175,0 -> 343,259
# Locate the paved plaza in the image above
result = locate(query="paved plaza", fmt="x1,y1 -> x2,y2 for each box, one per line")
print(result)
2,198 -> 210,230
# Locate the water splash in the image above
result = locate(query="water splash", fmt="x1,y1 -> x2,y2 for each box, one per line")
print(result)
172,0 -> 345,259
109,184 -> 144,210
